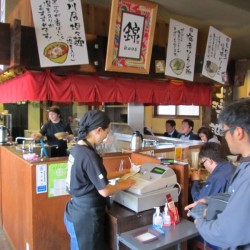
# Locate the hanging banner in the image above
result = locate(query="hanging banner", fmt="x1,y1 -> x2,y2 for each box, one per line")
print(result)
202,26 -> 231,84
30,0 -> 89,67
165,19 -> 198,81
105,0 -> 158,74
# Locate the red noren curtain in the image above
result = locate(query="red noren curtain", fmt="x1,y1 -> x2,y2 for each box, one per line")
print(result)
0,70 -> 212,106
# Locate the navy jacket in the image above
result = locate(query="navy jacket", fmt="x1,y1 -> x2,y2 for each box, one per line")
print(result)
191,161 -> 236,201
178,131 -> 201,141
163,129 -> 180,138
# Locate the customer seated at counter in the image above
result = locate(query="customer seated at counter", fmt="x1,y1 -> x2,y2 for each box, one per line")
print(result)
191,142 -> 235,201
164,119 -> 180,138
178,119 -> 200,140
32,105 -> 74,157
198,126 -> 220,144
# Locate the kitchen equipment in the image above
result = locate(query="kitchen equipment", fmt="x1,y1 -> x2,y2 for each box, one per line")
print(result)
130,130 -> 143,150
0,125 -> 8,143
0,114 -> 12,137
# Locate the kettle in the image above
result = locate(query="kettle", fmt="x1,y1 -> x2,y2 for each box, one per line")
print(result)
130,131 -> 143,150
0,125 -> 8,143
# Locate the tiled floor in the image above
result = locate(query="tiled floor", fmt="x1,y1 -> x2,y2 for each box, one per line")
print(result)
0,226 -> 12,250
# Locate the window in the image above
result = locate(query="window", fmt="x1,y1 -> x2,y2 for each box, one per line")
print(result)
155,105 -> 200,117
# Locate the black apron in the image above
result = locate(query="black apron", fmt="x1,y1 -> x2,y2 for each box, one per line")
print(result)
65,191 -> 107,250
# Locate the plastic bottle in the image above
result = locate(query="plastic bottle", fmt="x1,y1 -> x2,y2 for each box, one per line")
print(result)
153,207 -> 163,228
163,203 -> 171,227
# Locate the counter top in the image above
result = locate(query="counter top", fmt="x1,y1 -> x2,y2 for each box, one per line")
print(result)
1,136 -> 203,163
0,145 -> 68,164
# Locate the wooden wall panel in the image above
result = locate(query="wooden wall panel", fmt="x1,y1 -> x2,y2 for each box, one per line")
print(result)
0,23 -> 11,65
83,3 -> 110,37
154,21 -> 169,47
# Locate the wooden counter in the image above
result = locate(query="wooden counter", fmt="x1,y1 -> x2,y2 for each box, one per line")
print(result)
0,146 -> 70,250
0,145 -> 192,250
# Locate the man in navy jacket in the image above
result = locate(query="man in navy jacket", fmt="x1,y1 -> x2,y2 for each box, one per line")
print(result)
191,142 -> 235,201
178,119 -> 200,140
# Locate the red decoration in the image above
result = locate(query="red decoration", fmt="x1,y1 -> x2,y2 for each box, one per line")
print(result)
0,70 -> 212,105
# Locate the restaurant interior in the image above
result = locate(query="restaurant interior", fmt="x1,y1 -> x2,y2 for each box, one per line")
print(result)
0,0 -> 250,250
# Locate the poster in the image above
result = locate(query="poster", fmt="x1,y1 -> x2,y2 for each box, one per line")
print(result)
48,162 -> 68,197
36,164 -> 47,194
202,26 -> 231,84
30,0 -> 89,67
165,19 -> 198,81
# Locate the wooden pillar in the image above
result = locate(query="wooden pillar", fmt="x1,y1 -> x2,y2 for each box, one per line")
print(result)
10,19 -> 21,67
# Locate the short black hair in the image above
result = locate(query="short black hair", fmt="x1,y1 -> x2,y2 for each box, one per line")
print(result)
166,119 -> 176,127
199,142 -> 227,163
182,119 -> 194,129
198,127 -> 214,140
47,105 -> 61,115
218,98 -> 250,136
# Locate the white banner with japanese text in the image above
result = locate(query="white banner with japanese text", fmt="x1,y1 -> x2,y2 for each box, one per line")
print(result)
202,26 -> 231,84
165,19 -> 198,81
30,0 -> 89,67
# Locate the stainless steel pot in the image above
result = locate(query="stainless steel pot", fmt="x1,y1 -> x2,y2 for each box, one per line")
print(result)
0,125 -> 8,143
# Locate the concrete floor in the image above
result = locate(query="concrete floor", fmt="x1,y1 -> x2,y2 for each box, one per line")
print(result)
0,226 -> 12,250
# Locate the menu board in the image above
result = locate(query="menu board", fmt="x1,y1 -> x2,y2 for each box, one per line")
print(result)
165,19 -> 198,81
30,0 -> 89,67
202,26 -> 231,84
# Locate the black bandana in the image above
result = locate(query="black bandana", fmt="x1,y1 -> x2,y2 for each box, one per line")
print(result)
77,110 -> 110,140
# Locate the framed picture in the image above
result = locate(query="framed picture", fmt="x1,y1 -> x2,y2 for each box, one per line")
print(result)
105,0 -> 158,74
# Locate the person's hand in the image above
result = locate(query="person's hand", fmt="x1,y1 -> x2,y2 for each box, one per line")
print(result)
184,198 -> 207,218
118,178 -> 136,190
185,198 -> 207,211
184,201 -> 198,214
31,132 -> 41,139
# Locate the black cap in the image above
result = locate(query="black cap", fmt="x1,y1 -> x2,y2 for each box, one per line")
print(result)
47,105 -> 61,115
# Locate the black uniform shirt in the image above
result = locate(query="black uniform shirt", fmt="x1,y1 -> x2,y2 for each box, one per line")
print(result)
67,144 -> 109,197
40,120 -> 72,156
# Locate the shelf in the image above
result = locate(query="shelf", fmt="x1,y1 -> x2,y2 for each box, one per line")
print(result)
105,105 -> 127,108
111,122 -> 128,125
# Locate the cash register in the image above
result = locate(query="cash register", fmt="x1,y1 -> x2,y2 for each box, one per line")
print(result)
113,162 -> 180,212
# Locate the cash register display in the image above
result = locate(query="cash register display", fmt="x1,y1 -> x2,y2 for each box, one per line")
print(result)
150,167 -> 165,175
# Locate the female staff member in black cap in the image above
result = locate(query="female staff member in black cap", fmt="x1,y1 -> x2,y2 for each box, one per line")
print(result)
32,105 -> 74,157
64,110 -> 136,250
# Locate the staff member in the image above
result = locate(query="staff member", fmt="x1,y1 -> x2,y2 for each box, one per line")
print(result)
64,110 -> 135,250
32,105 -> 74,157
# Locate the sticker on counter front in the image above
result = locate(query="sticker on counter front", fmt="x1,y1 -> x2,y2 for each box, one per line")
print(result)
48,163 -> 68,197
36,164 -> 47,194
